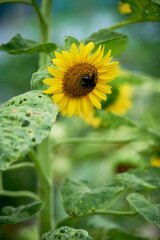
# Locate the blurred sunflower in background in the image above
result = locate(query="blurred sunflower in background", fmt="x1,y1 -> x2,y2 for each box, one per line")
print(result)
150,156 -> 160,167
43,42 -> 119,118
83,81 -> 133,128
118,2 -> 132,15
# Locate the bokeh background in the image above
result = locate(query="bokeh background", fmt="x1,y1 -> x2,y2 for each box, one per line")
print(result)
0,1 -> 160,239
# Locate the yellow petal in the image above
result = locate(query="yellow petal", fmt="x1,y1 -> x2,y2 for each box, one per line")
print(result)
61,106 -> 68,116
67,98 -> 77,118
43,78 -> 55,85
47,66 -> 63,78
94,50 -> 112,68
96,83 -> 112,94
79,43 -> 86,62
70,43 -> 80,63
43,86 -> 55,94
74,99 -> 81,117
52,59 -> 67,72
84,42 -> 95,59
88,92 -> 101,109
58,95 -> 69,110
52,93 -> 64,103
93,88 -> 107,100
88,45 -> 102,64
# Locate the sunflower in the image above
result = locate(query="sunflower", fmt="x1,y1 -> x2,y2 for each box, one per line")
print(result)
105,83 -> 133,115
43,42 -> 119,118
118,2 -> 132,15
83,83 -> 133,128
150,157 -> 160,168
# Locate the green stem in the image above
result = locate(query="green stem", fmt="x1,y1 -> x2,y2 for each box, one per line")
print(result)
52,135 -> 144,149
29,137 -> 54,236
4,162 -> 34,171
108,18 -> 159,31
0,172 -> 3,191
0,190 -> 39,200
39,0 -> 53,66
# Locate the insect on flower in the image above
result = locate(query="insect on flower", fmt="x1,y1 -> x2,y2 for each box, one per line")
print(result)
43,42 -> 119,118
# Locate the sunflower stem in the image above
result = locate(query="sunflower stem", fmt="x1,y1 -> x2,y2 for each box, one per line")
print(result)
29,137 -> 54,237
52,135 -> 144,149
108,18 -> 158,30
38,0 -> 53,66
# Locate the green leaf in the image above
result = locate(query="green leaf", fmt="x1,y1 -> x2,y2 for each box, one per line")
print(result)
64,36 -> 80,51
84,29 -> 128,57
0,34 -> 57,55
0,201 -> 44,224
114,69 -> 145,87
0,90 -> 59,169
108,229 -> 149,240
129,167 -> 160,188
41,226 -> 93,240
115,172 -> 157,190
62,178 -> 124,217
31,64 -> 52,91
121,0 -> 160,21
96,111 -> 138,129
127,193 -> 160,227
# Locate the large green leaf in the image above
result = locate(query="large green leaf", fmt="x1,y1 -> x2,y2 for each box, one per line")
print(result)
0,201 -> 44,224
0,34 -> 57,55
62,178 -> 124,217
115,172 -> 157,191
41,226 -> 93,240
31,64 -> 52,91
108,230 -> 149,240
0,90 -> 59,169
127,193 -> 160,227
121,0 -> 160,21
64,36 -> 80,51
84,29 -> 128,57
128,167 -> 160,188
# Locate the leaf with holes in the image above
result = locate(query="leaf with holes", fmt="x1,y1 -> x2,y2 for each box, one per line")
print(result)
0,34 -> 57,55
121,0 -> 160,21
0,201 -> 44,224
115,172 -> 157,191
0,90 -> 59,169
83,29 -> 128,57
41,226 -> 93,240
62,178 -> 124,217
127,193 -> 160,227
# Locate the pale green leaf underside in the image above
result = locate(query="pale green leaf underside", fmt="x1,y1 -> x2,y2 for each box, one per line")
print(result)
0,201 -> 44,224
31,64 -> 52,91
0,90 -> 59,169
41,226 -> 93,240
127,193 -> 160,227
0,34 -> 57,55
62,178 -> 124,217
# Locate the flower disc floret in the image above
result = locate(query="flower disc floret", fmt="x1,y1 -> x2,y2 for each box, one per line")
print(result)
43,42 -> 119,118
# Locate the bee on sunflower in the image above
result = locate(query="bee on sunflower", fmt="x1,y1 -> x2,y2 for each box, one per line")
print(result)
43,42 -> 119,118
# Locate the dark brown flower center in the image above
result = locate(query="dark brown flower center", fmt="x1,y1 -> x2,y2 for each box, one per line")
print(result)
63,63 -> 98,98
